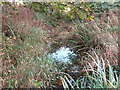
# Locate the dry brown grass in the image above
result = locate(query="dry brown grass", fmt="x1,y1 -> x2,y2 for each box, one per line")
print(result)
1,3 -> 119,88
48,9 -> 118,69
2,4 -> 57,88
80,9 -> 118,68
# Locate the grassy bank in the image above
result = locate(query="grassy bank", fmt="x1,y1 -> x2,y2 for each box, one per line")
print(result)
1,2 -> 119,88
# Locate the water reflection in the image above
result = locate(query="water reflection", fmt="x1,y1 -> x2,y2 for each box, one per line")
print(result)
48,47 -> 76,63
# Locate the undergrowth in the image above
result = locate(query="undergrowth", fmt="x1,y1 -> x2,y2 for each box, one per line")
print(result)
2,4 -> 57,88
1,3 -> 119,88
60,50 -> 119,89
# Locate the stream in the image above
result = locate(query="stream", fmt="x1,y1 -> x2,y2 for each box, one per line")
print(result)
48,46 -> 83,74
48,47 -> 85,88
48,47 -> 77,63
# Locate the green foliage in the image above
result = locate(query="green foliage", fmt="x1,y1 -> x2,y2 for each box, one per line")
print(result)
8,79 -> 15,88
30,2 -> 48,13
36,12 -> 46,20
28,2 -> 94,21
90,2 -> 119,17
34,80 -> 43,87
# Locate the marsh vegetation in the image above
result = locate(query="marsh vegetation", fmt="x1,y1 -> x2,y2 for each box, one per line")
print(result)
1,2 -> 119,89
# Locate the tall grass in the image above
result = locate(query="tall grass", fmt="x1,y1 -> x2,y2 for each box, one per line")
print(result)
2,4 -> 57,88
81,50 -> 119,88
2,26 -> 57,88
49,8 -> 119,89
60,50 -> 119,89
1,3 -> 119,88
68,8 -> 118,66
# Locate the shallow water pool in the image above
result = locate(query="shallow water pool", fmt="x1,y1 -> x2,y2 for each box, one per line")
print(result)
48,47 -> 77,63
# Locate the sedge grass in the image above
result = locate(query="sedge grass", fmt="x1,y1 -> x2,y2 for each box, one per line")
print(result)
59,49 -> 119,89
80,50 -> 119,88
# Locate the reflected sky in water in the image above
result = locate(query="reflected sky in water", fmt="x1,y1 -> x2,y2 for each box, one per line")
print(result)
49,47 -> 76,63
